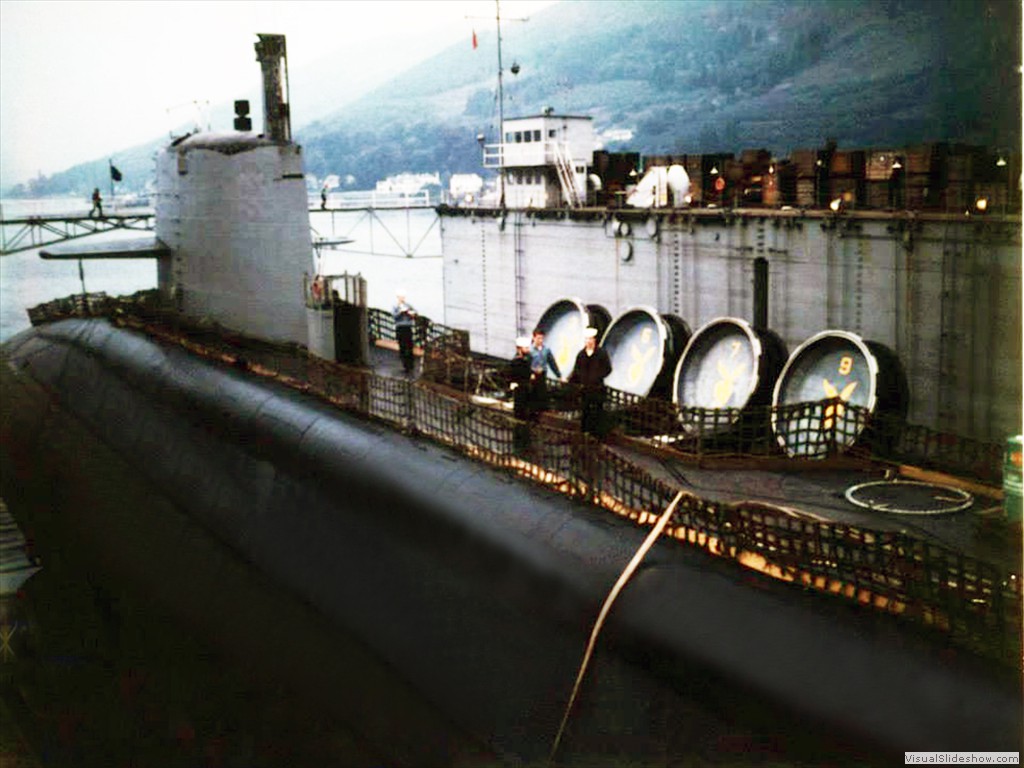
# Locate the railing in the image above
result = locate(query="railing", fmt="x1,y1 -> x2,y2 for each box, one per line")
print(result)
23,291 -> 1023,668
410,343 -> 1008,485
0,211 -> 156,256
367,306 -> 470,356
315,190 -> 434,210
551,142 -> 582,207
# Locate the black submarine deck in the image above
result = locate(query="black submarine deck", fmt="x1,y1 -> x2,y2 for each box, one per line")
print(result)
2,297 -> 1020,764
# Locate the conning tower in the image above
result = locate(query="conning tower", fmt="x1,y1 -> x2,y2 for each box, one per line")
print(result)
154,33 -> 309,344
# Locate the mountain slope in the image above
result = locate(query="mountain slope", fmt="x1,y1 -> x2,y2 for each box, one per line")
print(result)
10,0 -> 1020,197
299,0 -> 1020,184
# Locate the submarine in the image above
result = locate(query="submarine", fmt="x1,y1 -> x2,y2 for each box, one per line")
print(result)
1,34 -> 1021,765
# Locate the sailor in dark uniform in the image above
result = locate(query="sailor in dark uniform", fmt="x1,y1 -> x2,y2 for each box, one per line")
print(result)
393,289 -> 417,375
509,336 -> 534,455
568,327 -> 612,436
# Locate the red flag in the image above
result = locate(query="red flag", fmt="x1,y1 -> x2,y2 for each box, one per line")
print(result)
472,30 -> 478,49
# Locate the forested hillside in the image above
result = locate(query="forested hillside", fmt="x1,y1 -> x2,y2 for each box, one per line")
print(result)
9,0 -> 1020,197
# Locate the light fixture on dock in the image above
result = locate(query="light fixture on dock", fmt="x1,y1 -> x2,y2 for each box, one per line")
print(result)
975,196 -> 989,212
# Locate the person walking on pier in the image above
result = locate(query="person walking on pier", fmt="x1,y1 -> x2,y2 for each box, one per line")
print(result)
89,188 -> 104,218
393,289 -> 418,375
569,327 -> 612,436
528,328 -> 562,413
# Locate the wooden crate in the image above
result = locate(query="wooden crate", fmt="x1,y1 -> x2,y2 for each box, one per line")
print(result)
906,143 -> 947,175
682,155 -> 703,203
767,161 -> 795,206
905,184 -> 927,210
945,154 -> 973,182
724,158 -> 745,183
865,179 -> 891,209
762,173 -> 779,207
740,148 -> 771,175
687,176 -> 703,204
866,150 -> 900,181
939,181 -> 974,212
829,150 -> 866,177
644,154 -> 688,168
945,145 -> 985,182
795,178 -> 816,207
790,149 -> 818,178
974,181 -> 1010,212
827,177 -> 864,207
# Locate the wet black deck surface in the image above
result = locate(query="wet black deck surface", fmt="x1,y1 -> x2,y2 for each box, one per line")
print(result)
610,445 -> 1020,573
403,337 -> 1020,574
2,335 -> 1019,766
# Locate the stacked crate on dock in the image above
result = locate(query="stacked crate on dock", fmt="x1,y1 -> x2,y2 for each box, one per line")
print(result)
790,149 -> 819,207
827,150 -> 866,207
769,160 -> 797,207
642,154 -> 681,169
684,154 -> 703,205
701,153 -> 734,207
739,148 -> 771,206
865,150 -> 900,209
940,145 -> 982,213
724,157 -> 746,207
972,149 -> 1013,214
1009,152 -> 1022,212
641,153 -> 696,207
762,162 -> 779,207
904,142 -> 946,210
594,151 -> 640,208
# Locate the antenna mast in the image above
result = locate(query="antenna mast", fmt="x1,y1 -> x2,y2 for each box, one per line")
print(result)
469,0 -> 527,209
495,0 -> 506,208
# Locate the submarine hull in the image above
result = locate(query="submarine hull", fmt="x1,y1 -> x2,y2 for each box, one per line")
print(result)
1,318 -> 1019,763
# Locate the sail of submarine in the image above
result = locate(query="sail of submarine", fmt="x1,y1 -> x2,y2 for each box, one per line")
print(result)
1,34 -> 1020,765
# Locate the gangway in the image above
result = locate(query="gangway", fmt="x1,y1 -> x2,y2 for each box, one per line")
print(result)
0,211 -> 155,256
1,202 -> 438,260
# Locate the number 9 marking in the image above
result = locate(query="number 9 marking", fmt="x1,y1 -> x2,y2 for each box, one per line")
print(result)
838,355 -> 853,375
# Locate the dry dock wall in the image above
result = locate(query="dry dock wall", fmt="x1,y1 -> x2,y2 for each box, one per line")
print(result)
440,209 -> 1022,442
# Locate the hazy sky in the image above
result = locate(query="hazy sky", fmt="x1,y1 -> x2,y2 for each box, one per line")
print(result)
0,0 -> 557,187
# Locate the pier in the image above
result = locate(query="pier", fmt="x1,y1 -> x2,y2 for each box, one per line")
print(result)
0,201 -> 438,257
0,211 -> 155,256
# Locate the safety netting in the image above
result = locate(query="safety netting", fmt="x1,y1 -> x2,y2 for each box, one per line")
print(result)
23,292 -> 1023,668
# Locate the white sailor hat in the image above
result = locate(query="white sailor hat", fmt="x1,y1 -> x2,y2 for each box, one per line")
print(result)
584,327 -> 599,338
396,287 -> 407,297
516,336 -> 531,348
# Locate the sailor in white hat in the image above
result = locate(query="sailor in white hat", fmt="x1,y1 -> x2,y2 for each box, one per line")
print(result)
568,326 -> 612,436
509,334 -> 536,454
393,289 -> 418,374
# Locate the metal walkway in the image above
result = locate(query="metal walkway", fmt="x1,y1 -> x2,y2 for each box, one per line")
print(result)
0,211 -> 155,256
0,206 -> 434,257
